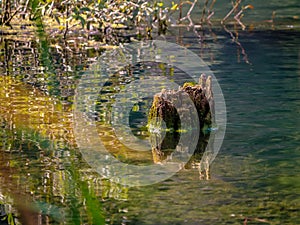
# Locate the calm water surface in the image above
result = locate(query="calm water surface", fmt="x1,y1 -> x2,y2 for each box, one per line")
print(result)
112,29 -> 300,225
0,2 -> 300,225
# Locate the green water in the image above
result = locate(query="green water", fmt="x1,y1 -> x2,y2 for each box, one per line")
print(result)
1,1 -> 300,224
98,29 -> 300,224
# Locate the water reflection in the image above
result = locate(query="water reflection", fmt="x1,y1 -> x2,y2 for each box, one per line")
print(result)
0,35 -> 219,223
0,37 -> 108,224
1,21 -> 300,224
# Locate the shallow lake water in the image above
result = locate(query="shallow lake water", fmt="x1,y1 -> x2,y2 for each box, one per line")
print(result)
0,1 -> 300,225
103,29 -> 300,225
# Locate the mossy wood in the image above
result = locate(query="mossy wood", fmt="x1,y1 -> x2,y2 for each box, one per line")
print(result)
148,74 -> 214,166
148,74 -> 213,132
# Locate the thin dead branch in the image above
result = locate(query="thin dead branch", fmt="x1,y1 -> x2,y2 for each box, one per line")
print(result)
179,0 -> 198,26
221,0 -> 241,25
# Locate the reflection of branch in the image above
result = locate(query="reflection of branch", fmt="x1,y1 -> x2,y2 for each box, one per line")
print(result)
223,24 -> 250,64
175,0 -> 249,64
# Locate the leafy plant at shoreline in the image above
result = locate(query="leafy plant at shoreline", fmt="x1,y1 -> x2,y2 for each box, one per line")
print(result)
0,1 -> 219,35
41,0 -> 180,39
1,0 -> 180,38
0,0 -> 256,43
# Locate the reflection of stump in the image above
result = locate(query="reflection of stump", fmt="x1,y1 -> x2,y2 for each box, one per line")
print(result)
151,131 -> 210,169
148,74 -> 214,171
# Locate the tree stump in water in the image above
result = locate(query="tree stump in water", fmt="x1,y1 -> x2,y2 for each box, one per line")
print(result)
148,73 -> 213,132
148,74 -> 214,168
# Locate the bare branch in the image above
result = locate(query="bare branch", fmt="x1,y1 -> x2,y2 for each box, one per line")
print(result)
221,0 -> 241,25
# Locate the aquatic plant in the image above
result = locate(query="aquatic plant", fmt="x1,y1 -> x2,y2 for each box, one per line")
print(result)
1,0 -> 255,41
1,0 -> 178,38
